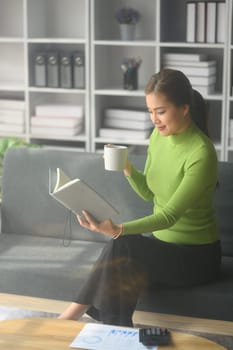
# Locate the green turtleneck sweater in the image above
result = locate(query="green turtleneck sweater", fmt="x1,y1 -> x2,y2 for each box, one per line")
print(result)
123,124 -> 219,245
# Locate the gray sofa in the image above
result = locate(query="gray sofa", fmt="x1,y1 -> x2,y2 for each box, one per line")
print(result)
0,147 -> 233,322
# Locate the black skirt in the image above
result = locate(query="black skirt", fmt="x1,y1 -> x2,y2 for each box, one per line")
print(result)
74,235 -> 221,326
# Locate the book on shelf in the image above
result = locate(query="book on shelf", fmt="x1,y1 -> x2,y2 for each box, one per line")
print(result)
216,1 -> 226,43
0,123 -> 24,133
192,84 -> 215,95
35,104 -> 84,118
0,99 -> 25,110
163,64 -> 216,77
99,127 -> 152,140
31,116 -> 83,128
196,2 -> 206,43
206,1 -> 217,43
229,119 -> 233,137
104,117 -> 153,131
188,75 -> 216,86
163,53 -> 207,62
0,109 -> 25,124
186,1 -> 196,43
31,124 -> 83,136
49,168 -> 118,221
105,108 -> 149,122
163,59 -> 216,68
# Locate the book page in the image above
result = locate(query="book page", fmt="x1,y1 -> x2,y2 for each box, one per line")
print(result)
70,323 -> 157,350
53,168 -> 76,192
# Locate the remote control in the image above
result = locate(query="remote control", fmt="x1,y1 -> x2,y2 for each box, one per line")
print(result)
139,327 -> 170,346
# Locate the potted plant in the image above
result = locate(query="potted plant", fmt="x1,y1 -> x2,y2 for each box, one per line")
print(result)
0,137 -> 39,199
115,7 -> 140,40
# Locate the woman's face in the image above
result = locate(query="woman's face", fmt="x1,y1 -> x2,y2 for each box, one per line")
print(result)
146,92 -> 191,136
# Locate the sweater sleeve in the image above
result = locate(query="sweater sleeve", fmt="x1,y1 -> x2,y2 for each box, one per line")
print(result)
126,151 -> 154,201
123,145 -> 217,235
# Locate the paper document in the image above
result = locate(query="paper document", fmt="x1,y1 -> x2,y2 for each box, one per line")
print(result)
70,323 -> 157,350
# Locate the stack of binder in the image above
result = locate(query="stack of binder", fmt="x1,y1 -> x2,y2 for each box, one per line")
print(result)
163,53 -> 217,95
31,104 -> 84,137
99,108 -> 153,140
0,99 -> 25,134
186,1 -> 226,43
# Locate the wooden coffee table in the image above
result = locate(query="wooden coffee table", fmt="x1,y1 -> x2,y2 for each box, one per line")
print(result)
0,317 -> 226,349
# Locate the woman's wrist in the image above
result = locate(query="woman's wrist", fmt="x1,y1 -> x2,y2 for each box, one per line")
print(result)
112,224 -> 123,239
124,160 -> 132,177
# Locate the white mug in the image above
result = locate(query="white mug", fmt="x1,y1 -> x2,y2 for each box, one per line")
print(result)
104,144 -> 128,171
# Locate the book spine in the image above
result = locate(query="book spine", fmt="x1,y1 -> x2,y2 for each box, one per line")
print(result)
31,116 -> 83,127
163,53 -> 206,62
0,124 -> 25,133
196,2 -> 207,43
104,119 -> 152,130
0,99 -> 25,110
192,84 -> 215,95
163,64 -> 216,77
35,104 -> 84,117
31,124 -> 83,136
99,128 -> 151,139
206,2 -> 217,43
216,2 -> 226,43
188,75 -> 216,86
163,59 -> 216,68
0,110 -> 25,123
105,109 -> 148,121
186,2 -> 196,43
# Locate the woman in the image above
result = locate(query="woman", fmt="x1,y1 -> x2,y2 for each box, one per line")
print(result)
58,69 -> 221,326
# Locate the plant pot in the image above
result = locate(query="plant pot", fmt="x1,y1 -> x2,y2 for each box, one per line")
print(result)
119,24 -> 136,41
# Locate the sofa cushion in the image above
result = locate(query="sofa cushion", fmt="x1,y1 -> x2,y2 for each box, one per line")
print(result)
0,233 -> 106,301
214,162 -> 233,257
136,256 -> 233,321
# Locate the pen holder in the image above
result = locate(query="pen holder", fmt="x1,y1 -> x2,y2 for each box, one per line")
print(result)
123,67 -> 138,90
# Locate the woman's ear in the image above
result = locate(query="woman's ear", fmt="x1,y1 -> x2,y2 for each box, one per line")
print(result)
182,104 -> 190,118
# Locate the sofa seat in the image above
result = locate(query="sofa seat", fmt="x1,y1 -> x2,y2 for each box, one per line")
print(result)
136,256 -> 233,321
0,233 -> 105,301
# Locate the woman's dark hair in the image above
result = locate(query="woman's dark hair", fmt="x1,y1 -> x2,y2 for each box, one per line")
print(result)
145,69 -> 209,137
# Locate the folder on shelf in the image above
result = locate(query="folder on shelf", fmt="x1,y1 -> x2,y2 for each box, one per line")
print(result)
196,2 -> 206,43
206,2 -> 217,43
186,1 -> 196,43
216,2 -> 226,43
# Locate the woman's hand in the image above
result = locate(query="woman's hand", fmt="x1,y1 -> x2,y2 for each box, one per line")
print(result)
77,210 -> 122,239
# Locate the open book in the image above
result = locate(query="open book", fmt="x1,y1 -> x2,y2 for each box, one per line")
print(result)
49,168 -> 118,221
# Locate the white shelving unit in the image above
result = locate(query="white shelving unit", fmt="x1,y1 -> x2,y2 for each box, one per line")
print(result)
0,0 -> 90,151
226,0 -> 233,162
90,0 -> 157,153
0,0 -> 232,161
90,0 -> 230,160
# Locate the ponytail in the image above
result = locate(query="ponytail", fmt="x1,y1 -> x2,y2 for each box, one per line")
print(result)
190,89 -> 209,137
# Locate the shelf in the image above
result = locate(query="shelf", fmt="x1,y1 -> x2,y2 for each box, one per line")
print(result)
29,87 -> 86,94
29,134 -> 87,142
159,42 -> 225,49
94,40 -> 157,47
28,38 -> 87,44
0,38 -> 25,43
94,88 -> 145,97
94,137 -> 149,146
0,82 -> 25,91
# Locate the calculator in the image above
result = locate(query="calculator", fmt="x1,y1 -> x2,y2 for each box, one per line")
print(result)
139,327 -> 170,346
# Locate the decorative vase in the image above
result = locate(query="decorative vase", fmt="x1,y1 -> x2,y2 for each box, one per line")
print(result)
119,24 -> 136,41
